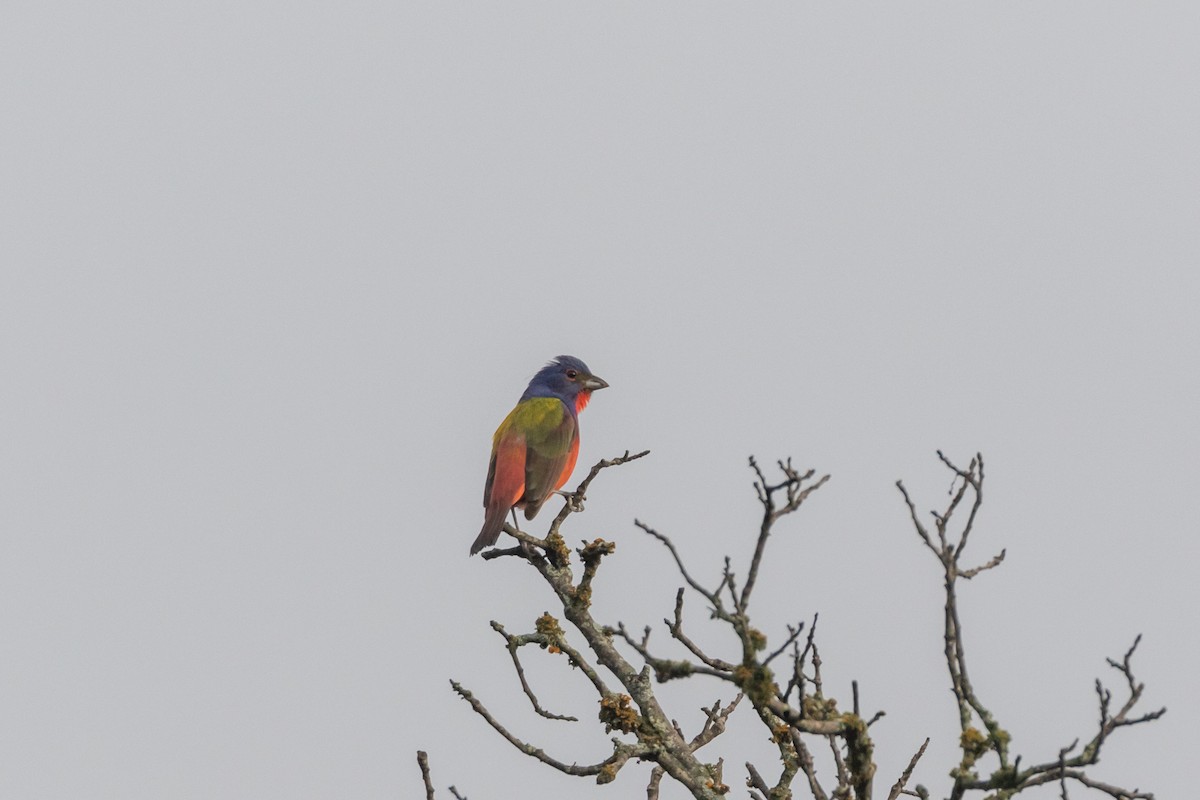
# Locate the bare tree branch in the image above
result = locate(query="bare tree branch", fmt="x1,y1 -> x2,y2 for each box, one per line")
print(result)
763,621 -> 806,668
691,695 -> 743,751
490,620 -> 579,721
646,765 -> 665,799
898,452 -> 1165,800
635,521 -> 725,613
417,751 -> 436,800
887,739 -> 930,800
432,450 -> 1164,800
550,449 -> 651,528
450,679 -> 649,780
741,457 -> 830,613
746,760 -> 772,796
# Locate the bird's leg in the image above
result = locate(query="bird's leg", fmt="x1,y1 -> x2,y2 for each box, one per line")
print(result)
505,509 -> 543,562
518,540 -> 540,562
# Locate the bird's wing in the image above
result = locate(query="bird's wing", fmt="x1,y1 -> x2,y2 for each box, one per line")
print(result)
473,407 -> 529,554
556,432 -> 581,492
515,398 -> 577,519
484,406 -> 529,511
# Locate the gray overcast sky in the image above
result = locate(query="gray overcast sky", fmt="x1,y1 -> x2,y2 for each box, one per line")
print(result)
1,3 -> 1197,798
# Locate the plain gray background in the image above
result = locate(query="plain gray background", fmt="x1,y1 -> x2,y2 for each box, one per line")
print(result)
2,3 -> 1196,798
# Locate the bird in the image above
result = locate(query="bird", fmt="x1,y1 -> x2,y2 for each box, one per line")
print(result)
471,355 -> 609,555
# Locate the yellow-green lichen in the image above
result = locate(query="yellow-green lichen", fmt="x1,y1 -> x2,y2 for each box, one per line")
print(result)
652,660 -> 695,682
580,538 -> 616,562
839,713 -> 876,788
545,531 -> 570,566
802,694 -> 839,721
535,612 -> 565,653
959,726 -> 988,768
597,762 -> 619,784
598,693 -> 640,734
733,663 -> 776,707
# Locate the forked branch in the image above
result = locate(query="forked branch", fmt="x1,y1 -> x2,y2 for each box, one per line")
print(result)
897,452 -> 1165,800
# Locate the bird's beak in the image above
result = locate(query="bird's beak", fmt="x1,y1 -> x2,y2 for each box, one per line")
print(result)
582,375 -> 609,391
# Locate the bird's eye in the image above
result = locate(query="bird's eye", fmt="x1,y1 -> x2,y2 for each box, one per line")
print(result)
566,370 -> 578,379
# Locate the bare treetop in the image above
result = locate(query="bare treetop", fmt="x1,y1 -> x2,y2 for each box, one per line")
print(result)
422,450 -> 1164,800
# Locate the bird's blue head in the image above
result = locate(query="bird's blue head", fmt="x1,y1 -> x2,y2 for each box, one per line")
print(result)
520,355 -> 609,413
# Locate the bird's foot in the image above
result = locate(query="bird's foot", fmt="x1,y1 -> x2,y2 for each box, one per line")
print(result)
555,489 -> 585,513
518,540 -> 542,562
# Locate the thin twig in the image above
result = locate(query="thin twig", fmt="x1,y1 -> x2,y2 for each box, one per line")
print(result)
491,621 -> 579,721
763,621 -> 806,667
747,761 -> 772,795
549,449 -> 651,531
1058,738 -> 1078,800
959,549 -> 1006,579
887,738 -> 930,800
740,456 -> 829,612
829,733 -> 850,793
790,730 -> 829,800
636,521 -> 723,609
450,680 -> 646,778
690,695 -> 743,751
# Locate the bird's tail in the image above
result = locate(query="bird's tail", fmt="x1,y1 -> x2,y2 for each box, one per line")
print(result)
470,505 -> 509,555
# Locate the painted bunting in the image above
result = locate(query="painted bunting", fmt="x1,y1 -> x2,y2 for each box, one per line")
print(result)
471,355 -> 608,555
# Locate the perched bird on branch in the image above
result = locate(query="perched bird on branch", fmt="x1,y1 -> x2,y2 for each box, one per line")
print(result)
471,355 -> 608,555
